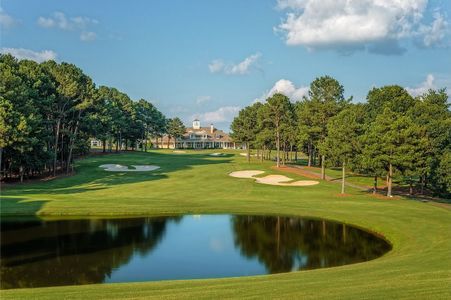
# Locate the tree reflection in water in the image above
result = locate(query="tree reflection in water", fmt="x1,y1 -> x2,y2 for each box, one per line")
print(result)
1,215 -> 390,289
231,216 -> 391,273
0,217 -> 180,289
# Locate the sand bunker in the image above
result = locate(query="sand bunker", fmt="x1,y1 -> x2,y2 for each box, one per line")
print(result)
209,153 -> 226,156
229,170 -> 265,178
229,170 -> 319,186
99,164 -> 160,172
173,150 -> 186,154
239,153 -> 257,157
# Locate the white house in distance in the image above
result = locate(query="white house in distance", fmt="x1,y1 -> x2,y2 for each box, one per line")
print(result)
153,119 -> 237,149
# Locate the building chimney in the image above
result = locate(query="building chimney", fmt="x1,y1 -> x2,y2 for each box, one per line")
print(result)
210,124 -> 214,134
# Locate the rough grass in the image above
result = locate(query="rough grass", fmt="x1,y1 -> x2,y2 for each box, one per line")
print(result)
1,150 -> 450,299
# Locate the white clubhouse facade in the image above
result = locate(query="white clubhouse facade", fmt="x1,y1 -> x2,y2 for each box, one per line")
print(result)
153,119 -> 237,149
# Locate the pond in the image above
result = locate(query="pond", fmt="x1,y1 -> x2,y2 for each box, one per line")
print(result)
0,215 -> 391,289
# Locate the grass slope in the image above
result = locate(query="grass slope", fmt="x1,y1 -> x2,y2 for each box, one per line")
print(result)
1,150 -> 451,299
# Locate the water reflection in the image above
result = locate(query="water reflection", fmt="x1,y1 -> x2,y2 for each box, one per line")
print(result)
0,215 -> 390,289
232,216 -> 391,273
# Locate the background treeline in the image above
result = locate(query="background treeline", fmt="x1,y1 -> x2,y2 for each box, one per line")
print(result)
231,76 -> 451,197
0,54 -> 185,182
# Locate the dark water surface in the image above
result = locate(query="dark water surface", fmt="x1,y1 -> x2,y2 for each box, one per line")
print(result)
0,215 -> 391,289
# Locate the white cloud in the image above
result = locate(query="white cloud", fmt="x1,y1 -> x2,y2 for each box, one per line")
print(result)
276,0 -> 449,54
406,74 -> 436,96
37,12 -> 99,41
418,12 -> 449,47
0,8 -> 18,29
193,106 -> 241,123
0,48 -> 57,62
196,95 -> 212,105
256,79 -> 309,102
80,31 -> 97,42
208,60 -> 225,73
227,53 -> 261,75
37,16 -> 55,28
209,53 -> 261,75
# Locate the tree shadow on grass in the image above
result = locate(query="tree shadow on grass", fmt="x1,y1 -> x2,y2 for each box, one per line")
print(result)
2,151 -> 232,197
0,197 -> 49,216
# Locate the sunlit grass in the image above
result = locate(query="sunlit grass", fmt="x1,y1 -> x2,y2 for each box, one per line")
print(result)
1,150 -> 450,299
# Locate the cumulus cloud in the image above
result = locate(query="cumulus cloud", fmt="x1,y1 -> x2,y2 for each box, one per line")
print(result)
0,8 -> 18,29
276,0 -> 450,54
208,60 -> 225,73
196,95 -> 212,105
406,74 -> 436,96
256,79 -> 309,102
193,106 -> 241,123
418,12 -> 449,47
0,48 -> 57,62
209,53 -> 261,75
80,31 -> 97,42
37,12 -> 98,42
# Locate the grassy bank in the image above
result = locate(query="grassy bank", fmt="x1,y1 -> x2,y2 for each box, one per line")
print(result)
1,150 -> 450,299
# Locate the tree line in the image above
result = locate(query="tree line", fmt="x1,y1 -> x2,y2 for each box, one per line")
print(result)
231,76 -> 450,197
0,54 -> 185,182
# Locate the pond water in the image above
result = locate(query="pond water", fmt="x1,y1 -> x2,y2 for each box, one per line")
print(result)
0,215 -> 391,289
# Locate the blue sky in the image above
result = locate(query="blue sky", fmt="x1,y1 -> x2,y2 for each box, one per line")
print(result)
1,0 -> 450,129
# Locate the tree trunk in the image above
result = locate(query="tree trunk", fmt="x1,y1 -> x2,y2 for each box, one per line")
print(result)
282,145 -> 286,166
373,176 -> 378,195
307,143 -> 312,167
387,163 -> 393,197
276,130 -> 280,168
409,177 -> 413,195
102,140 -> 106,153
167,136 -> 171,149
53,118 -> 61,177
20,165 -> 24,183
66,113 -> 81,174
246,142 -> 250,163
420,174 -> 425,194
174,136 -> 177,149
341,161 -> 345,194
321,155 -> 326,180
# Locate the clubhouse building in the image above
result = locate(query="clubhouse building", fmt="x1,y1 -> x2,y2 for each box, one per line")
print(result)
153,119 -> 237,149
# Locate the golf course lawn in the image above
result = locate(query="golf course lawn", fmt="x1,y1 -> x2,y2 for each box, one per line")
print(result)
1,150 -> 451,299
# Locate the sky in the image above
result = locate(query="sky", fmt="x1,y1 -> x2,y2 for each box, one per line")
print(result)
1,0 -> 451,130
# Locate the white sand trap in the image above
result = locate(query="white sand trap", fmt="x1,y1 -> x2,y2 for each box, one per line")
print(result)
99,164 -> 160,172
239,153 -> 257,157
229,170 -> 265,178
256,175 -> 319,186
209,153 -> 225,156
173,150 -> 186,154
229,170 -> 319,186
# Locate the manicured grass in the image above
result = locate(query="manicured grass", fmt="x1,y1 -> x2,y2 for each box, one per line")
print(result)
292,158 -> 387,188
1,150 -> 451,299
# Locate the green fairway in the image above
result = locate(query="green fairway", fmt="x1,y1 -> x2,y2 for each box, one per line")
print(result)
1,150 -> 451,299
